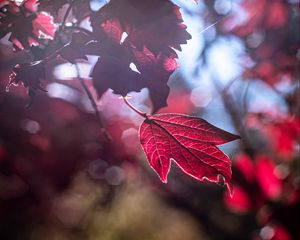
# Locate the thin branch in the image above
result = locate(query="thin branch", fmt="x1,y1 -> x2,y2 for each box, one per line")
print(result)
61,0 -> 76,31
221,76 -> 239,95
43,43 -> 69,63
75,63 -> 111,142
122,96 -> 148,118
242,80 -> 251,114
212,77 -> 255,156
64,26 -> 93,36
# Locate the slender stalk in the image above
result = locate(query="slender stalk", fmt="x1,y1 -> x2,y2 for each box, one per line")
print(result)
122,97 -> 148,118
242,80 -> 251,114
64,26 -> 93,36
42,44 -> 69,63
61,0 -> 75,31
212,77 -> 254,156
75,64 -> 111,142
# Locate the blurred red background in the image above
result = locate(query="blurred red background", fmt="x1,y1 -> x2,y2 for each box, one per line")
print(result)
0,0 -> 299,239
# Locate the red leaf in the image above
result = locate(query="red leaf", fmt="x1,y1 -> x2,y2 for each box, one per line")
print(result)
255,155 -> 283,200
224,185 -> 252,213
139,113 -> 240,193
32,12 -> 56,39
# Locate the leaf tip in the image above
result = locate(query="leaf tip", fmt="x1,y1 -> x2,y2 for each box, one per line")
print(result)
227,182 -> 234,198
159,174 -> 168,184
217,174 -> 233,197
162,178 -> 168,184
229,133 -> 241,141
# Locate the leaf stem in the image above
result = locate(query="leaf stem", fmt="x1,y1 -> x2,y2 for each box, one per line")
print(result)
122,97 -> 148,118
42,43 -> 68,63
64,26 -> 93,36
212,76 -> 254,156
61,0 -> 75,31
75,63 -> 111,142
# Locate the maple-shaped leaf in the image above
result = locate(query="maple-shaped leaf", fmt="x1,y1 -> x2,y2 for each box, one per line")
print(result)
124,99 -> 240,193
141,115 -> 239,192
92,0 -> 191,54
7,60 -> 46,93
90,0 -> 191,112
7,60 -> 46,107
139,114 -> 239,193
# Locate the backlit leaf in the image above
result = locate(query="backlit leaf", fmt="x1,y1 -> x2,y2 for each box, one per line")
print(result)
139,113 -> 240,193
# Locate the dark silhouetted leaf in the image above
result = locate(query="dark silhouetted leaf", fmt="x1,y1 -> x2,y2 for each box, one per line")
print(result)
90,0 -> 191,112
0,0 -> 56,50
8,61 -> 45,90
92,56 -> 143,97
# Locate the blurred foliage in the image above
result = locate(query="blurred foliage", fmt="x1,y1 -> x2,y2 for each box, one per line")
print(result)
0,0 -> 299,240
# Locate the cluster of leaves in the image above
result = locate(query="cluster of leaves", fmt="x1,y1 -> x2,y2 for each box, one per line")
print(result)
2,0 -> 192,112
1,0 -> 240,198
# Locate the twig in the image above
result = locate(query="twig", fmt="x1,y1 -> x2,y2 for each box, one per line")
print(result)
64,26 -> 93,36
75,63 -> 111,142
221,76 -> 239,95
212,76 -> 255,156
61,0 -> 76,31
242,80 -> 251,114
42,43 -> 69,63
122,96 -> 148,118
